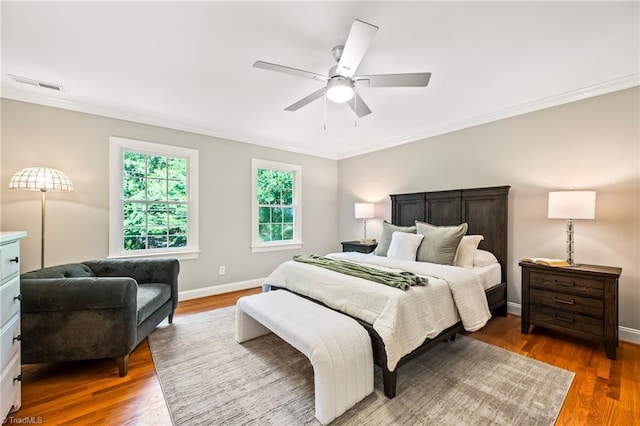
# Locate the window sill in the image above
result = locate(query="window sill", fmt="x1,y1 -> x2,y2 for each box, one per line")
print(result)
108,249 -> 200,261
251,241 -> 303,253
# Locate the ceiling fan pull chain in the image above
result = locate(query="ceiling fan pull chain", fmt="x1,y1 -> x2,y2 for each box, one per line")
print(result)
354,85 -> 358,127
323,94 -> 327,130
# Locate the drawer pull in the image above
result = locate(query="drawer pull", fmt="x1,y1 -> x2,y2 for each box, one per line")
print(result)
13,334 -> 21,342
13,294 -> 22,302
553,297 -> 575,305
553,313 -> 574,323
9,256 -> 19,263
547,279 -> 575,287
13,374 -> 22,383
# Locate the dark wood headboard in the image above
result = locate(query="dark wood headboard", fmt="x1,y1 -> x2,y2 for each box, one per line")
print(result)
390,186 -> 510,283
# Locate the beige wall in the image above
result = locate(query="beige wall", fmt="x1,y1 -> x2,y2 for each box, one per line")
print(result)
0,99 -> 339,292
2,88 -> 638,332
338,87 -> 640,331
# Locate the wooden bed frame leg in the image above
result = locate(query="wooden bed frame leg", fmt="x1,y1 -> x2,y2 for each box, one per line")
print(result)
382,367 -> 397,399
496,303 -> 508,317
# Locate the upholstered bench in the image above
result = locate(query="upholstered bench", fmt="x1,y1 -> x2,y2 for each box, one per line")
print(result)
235,290 -> 373,425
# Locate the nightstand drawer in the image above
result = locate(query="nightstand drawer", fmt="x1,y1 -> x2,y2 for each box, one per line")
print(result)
0,277 -> 21,326
0,241 -> 20,282
530,288 -> 603,317
0,316 -> 20,373
530,306 -> 603,337
529,271 -> 603,298
0,353 -> 21,417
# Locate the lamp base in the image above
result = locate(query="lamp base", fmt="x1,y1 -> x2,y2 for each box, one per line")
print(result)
360,238 -> 377,245
566,219 -> 575,267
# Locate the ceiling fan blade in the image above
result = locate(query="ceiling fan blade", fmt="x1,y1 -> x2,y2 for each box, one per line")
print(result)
284,88 -> 327,111
356,72 -> 431,87
346,93 -> 372,118
253,61 -> 328,82
335,20 -> 379,78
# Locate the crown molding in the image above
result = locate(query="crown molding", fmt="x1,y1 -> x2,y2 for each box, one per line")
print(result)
3,72 -> 638,161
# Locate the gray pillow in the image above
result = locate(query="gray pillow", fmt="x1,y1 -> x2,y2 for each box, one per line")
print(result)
415,221 -> 468,265
374,220 -> 417,257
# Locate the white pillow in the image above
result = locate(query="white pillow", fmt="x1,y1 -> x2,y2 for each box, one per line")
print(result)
473,249 -> 499,267
454,235 -> 484,268
387,231 -> 424,261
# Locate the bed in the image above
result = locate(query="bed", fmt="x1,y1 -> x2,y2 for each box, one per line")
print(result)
265,185 -> 510,398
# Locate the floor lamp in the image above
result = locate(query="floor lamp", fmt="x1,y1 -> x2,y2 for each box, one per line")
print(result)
9,167 -> 74,269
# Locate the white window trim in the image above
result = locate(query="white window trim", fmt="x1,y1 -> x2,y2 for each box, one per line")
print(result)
109,136 -> 199,260
251,158 -> 303,253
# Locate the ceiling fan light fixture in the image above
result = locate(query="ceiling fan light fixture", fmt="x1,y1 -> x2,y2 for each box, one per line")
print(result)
326,76 -> 354,103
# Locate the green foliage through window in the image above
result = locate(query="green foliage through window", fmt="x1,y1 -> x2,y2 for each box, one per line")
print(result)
122,151 -> 188,251
257,168 -> 295,243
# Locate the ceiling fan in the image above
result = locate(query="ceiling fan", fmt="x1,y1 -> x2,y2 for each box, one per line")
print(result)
253,19 -> 431,118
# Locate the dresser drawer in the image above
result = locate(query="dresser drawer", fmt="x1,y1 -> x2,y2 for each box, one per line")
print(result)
0,241 -> 20,282
530,306 -> 603,337
529,271 -> 603,298
0,276 -> 21,326
530,288 -> 603,318
0,353 -> 21,417
0,316 -> 20,373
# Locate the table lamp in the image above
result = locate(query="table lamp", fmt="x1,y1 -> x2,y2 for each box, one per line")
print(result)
354,202 -> 375,244
548,190 -> 596,266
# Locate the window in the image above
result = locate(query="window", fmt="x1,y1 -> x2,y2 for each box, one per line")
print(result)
109,137 -> 199,259
251,159 -> 302,252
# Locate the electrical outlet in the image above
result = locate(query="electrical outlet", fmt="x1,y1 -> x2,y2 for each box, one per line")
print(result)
219,266 -> 226,275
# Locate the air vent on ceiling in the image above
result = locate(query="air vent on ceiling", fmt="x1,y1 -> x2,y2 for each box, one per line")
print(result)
8,74 -> 64,92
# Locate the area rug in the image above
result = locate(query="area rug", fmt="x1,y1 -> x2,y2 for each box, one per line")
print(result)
148,307 -> 574,425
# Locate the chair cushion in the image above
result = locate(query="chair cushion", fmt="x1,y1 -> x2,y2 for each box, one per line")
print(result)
21,263 -> 95,279
137,283 -> 171,325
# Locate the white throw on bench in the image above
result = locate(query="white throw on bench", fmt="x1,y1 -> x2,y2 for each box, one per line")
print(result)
235,290 -> 373,425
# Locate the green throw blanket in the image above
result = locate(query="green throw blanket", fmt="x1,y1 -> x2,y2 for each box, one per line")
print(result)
293,254 -> 427,291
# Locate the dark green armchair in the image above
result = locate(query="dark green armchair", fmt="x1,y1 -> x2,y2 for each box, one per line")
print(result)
20,258 -> 179,376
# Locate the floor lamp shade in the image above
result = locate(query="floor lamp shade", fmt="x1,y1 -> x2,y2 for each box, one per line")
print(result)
548,191 -> 596,266
9,167 -> 74,192
9,167 -> 74,268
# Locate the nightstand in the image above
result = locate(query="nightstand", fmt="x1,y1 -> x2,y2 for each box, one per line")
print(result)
520,261 -> 622,359
341,241 -> 377,254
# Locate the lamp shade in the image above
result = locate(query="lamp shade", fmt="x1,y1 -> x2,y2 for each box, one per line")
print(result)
548,191 -> 595,219
354,202 -> 374,219
9,167 -> 73,192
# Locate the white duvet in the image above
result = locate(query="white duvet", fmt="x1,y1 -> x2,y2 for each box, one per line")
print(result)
263,252 -> 491,371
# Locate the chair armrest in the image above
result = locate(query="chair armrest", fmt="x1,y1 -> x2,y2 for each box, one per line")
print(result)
20,277 -> 137,314
82,258 -> 179,310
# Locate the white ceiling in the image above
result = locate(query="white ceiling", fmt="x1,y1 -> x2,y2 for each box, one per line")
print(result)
2,1 -> 638,160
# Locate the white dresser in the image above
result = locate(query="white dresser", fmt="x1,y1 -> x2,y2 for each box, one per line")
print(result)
1,231 -> 26,421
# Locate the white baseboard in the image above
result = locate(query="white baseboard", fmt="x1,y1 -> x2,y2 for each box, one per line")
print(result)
178,278 -> 264,301
507,302 -> 521,317
504,302 -> 640,344
619,326 -> 640,345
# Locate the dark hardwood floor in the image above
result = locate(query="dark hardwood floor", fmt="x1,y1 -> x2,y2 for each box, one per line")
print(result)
7,288 -> 639,425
